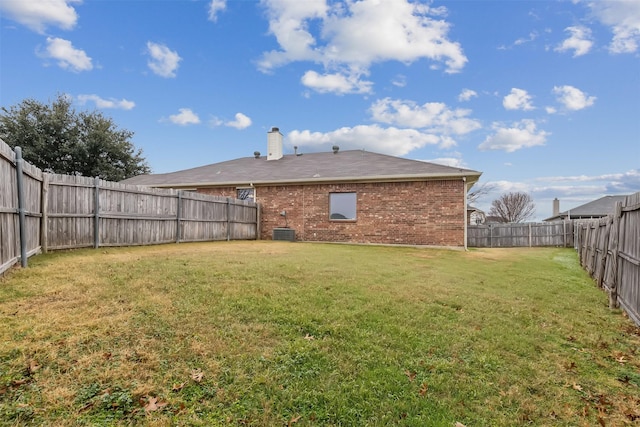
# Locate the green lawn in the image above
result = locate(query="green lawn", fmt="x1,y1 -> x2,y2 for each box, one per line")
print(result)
0,242 -> 639,426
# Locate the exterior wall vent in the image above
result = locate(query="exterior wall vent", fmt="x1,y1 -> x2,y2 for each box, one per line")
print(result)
273,228 -> 295,242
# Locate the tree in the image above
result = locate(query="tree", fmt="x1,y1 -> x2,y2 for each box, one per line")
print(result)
467,181 -> 496,205
488,191 -> 535,223
0,94 -> 150,181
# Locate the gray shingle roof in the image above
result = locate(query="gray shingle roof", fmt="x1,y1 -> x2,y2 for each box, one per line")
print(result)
544,195 -> 628,221
121,150 -> 482,188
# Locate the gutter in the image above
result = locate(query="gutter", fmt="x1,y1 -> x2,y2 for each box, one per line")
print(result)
135,172 -> 482,190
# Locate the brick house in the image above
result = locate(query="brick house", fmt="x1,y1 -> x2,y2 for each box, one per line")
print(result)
122,128 -> 482,247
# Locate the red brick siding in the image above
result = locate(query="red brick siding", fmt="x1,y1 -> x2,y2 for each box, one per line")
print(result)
196,180 -> 465,246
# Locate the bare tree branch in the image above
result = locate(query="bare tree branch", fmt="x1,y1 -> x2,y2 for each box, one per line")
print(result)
467,182 -> 496,206
488,192 -> 535,223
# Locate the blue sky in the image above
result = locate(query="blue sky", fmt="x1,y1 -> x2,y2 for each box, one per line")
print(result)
1,0 -> 638,221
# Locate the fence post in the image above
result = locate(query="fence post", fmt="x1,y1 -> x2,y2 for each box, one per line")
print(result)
176,190 -> 182,243
93,177 -> 100,248
528,223 -> 532,247
609,202 -> 622,309
41,174 -> 49,253
14,147 -> 28,267
255,203 -> 261,240
489,224 -> 493,248
226,198 -> 231,241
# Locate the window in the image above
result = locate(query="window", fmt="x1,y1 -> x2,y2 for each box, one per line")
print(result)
237,188 -> 254,201
330,192 -> 356,220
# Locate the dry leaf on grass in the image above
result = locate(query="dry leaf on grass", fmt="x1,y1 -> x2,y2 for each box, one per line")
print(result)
455,422 -> 467,427
11,379 -> 28,387
28,360 -> 41,374
613,352 -> 628,364
191,369 -> 204,383
404,370 -> 416,382
172,382 -> 185,392
419,382 -> 428,396
304,333 -> 314,341
288,415 -> 302,426
143,396 -> 167,414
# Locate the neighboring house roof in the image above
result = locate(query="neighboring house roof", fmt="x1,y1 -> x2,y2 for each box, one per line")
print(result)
467,205 -> 484,213
122,150 -> 482,188
543,195 -> 628,221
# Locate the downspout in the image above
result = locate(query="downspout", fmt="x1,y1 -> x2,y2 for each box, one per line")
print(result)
463,177 -> 468,251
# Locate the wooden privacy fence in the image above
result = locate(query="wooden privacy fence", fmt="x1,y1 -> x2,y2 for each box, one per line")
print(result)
0,139 -> 259,275
575,192 -> 640,326
467,220 -> 574,248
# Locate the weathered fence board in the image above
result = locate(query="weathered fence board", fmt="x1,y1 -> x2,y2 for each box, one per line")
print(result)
616,192 -> 640,325
468,220 -> 574,248
0,138 -> 259,274
0,142 -> 19,274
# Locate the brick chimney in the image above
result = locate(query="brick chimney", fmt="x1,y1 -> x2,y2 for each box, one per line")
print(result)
267,127 -> 283,161
553,198 -> 560,216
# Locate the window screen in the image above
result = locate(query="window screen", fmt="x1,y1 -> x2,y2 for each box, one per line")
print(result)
330,192 -> 356,220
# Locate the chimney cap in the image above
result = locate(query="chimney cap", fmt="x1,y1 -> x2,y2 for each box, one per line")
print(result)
332,145 -> 339,153
270,127 -> 280,132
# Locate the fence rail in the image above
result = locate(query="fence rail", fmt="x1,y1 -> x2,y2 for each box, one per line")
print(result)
467,220 -> 574,248
0,139 -> 259,275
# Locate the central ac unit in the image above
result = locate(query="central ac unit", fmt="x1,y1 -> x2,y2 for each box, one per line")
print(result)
273,228 -> 295,242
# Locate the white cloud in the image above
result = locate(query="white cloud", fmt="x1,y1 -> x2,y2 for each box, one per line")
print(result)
555,26 -> 593,57
486,180 -> 531,194
427,157 -> 466,168
552,85 -> 596,111
0,0 -> 80,33
537,169 -> 640,188
209,113 -> 253,129
258,0 -> 327,70
588,0 -> 640,54
39,37 -> 92,72
369,98 -> 481,142
168,108 -> 200,126
226,113 -> 252,129
301,70 -> 372,94
479,120 -> 549,152
514,31 -> 539,46
208,0 -> 226,22
146,42 -> 181,78
391,75 -> 407,88
458,89 -> 478,102
503,88 -> 534,111
259,0 -> 467,92
76,94 -> 135,110
287,125 -> 442,156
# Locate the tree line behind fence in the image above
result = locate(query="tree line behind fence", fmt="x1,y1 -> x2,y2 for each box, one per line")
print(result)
0,139 -> 259,275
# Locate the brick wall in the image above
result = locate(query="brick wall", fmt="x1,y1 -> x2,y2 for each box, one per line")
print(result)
197,179 -> 466,246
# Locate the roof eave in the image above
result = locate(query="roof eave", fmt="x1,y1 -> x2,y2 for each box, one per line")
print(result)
142,171 -> 482,189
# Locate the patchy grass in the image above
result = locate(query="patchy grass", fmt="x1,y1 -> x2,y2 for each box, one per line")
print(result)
0,242 -> 638,426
